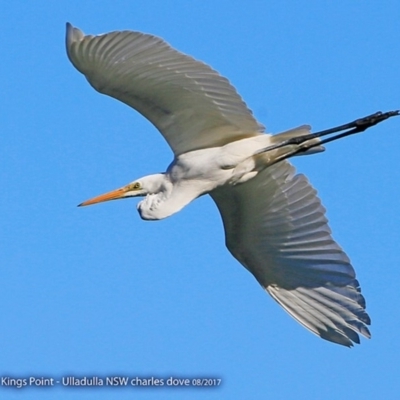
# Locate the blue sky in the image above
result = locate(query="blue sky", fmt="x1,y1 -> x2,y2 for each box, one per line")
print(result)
1,1 -> 399,399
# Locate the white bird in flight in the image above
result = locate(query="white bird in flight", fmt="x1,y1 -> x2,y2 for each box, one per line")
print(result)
66,23 -> 398,347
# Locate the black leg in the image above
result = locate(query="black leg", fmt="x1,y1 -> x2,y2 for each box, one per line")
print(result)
256,110 -> 399,158
297,110 -> 399,148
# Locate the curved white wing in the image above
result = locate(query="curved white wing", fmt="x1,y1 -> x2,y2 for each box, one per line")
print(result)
66,23 -> 263,156
211,161 -> 370,346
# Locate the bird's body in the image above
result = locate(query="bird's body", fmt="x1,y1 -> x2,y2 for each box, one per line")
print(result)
66,23 -> 398,346
137,136 -> 276,219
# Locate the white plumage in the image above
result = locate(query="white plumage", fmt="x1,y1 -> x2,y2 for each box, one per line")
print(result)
66,23 -> 375,346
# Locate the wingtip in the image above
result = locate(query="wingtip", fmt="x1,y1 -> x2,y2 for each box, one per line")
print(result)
65,22 -> 84,47
66,22 -> 86,65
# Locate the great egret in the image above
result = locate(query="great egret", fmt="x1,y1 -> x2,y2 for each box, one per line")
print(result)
66,23 -> 398,346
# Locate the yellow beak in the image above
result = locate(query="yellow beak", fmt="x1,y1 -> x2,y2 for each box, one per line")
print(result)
78,187 -> 128,207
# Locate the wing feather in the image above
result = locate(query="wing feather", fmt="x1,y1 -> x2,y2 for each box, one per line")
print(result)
66,23 -> 263,155
211,161 -> 370,346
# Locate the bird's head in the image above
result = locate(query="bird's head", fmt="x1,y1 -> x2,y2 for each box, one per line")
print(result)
78,174 -> 166,207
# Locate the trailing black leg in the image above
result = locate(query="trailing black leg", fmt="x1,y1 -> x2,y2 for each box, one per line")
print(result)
256,110 -> 399,163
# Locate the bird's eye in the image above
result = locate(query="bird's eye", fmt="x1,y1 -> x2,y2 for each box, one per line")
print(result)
132,182 -> 141,190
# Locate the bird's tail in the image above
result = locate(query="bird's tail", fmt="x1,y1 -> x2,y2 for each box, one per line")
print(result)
254,125 -> 325,168
271,125 -> 325,155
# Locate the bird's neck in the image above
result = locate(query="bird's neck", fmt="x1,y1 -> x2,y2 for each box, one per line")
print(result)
138,175 -> 199,221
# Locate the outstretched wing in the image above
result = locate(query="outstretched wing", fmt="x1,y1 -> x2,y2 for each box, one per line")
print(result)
66,23 -> 263,156
210,161 -> 370,346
